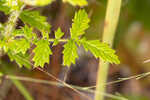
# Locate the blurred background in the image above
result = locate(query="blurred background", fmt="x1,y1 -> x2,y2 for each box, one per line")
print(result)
1,0 -> 150,100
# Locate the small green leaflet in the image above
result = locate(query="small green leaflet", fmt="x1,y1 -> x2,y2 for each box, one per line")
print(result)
8,51 -> 31,69
53,28 -> 64,46
32,39 -> 52,67
13,25 -> 33,40
21,25 -> 34,40
6,39 -> 30,54
80,38 -> 120,64
55,28 -> 64,39
41,31 -> 49,39
20,10 -> 51,32
63,40 -> 78,66
63,0 -> 88,6
15,39 -> 30,54
12,25 -> 37,42
12,28 -> 24,37
23,0 -> 53,6
71,9 -> 90,39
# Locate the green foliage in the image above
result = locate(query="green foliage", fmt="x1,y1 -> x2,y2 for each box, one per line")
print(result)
32,39 -> 52,67
63,0 -> 88,6
62,9 -> 119,66
71,9 -> 90,39
0,0 -> 23,12
13,25 -> 34,40
63,40 -> 78,66
20,10 -> 51,32
0,0 -> 120,68
53,28 -> 64,46
5,0 -> 21,10
55,28 -> 64,39
8,52 -> 31,69
80,38 -> 120,64
4,27 -> 32,54
0,0 -> 10,14
7,39 -> 30,54
14,39 -> 30,54
41,31 -> 49,39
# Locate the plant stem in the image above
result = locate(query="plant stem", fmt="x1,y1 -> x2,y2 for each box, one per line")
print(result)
48,39 -> 68,42
95,0 -> 122,100
4,5 -> 25,38
11,80 -> 33,100
0,74 -> 128,100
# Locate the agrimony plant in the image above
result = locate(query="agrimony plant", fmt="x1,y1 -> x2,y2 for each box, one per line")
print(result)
0,0 -> 120,69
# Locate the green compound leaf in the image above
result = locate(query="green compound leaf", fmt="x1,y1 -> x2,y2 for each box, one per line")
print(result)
32,39 -> 52,67
80,38 -> 120,64
53,28 -> 64,46
23,0 -> 53,6
8,52 -> 31,69
20,10 -> 51,32
71,9 -> 90,39
63,40 -> 78,66
63,0 -> 88,6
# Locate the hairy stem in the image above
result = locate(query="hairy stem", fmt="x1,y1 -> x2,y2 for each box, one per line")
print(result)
4,5 -> 25,38
48,39 -> 68,42
95,0 -> 122,100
